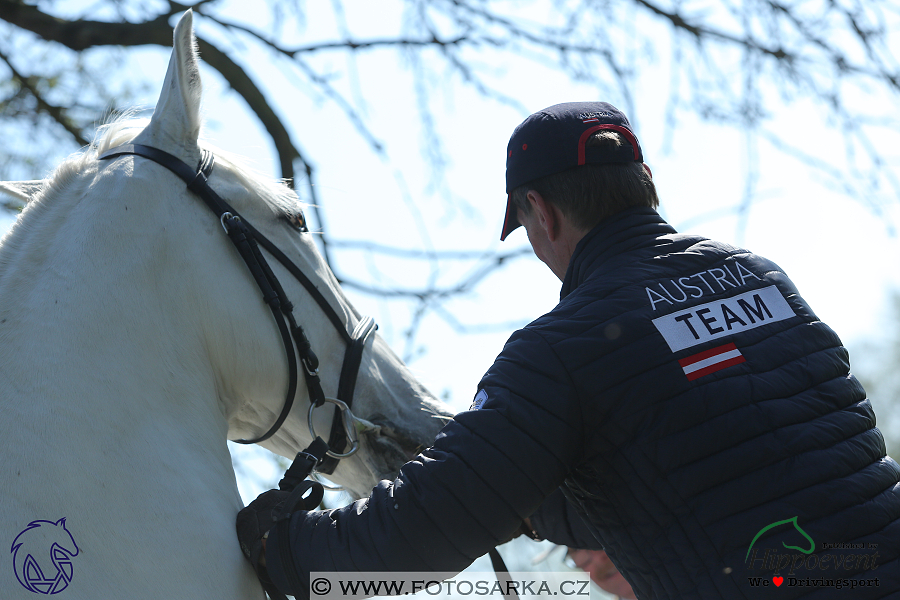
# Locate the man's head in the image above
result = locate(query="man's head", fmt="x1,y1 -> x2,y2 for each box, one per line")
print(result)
500,102 -> 658,242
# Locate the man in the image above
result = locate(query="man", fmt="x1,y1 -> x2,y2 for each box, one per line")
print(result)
238,102 -> 900,599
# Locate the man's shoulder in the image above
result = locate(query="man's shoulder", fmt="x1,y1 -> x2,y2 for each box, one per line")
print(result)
576,233 -> 786,297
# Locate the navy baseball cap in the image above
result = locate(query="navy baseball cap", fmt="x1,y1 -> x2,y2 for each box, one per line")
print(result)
500,102 -> 644,241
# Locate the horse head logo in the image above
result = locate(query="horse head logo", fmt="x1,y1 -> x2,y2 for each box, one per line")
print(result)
10,518 -> 79,594
745,515 -> 815,563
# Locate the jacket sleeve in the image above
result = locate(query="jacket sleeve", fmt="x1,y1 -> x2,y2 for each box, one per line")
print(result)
529,488 -> 603,550
265,328 -> 585,598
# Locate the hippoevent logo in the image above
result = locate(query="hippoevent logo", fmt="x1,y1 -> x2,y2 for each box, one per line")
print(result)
10,518 -> 79,594
744,516 -> 880,590
746,516 -> 815,561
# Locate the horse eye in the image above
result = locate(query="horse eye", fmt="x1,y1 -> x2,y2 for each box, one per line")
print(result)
286,210 -> 308,232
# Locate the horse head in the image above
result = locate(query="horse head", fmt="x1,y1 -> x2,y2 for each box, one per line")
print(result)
136,10 -> 452,497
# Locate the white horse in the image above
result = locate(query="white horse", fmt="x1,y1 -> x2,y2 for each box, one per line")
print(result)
0,11 -> 450,599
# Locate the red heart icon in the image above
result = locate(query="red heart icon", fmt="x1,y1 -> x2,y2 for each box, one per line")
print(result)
773,576 -> 784,587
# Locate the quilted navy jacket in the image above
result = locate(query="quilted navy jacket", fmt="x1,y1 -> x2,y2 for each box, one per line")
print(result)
267,207 -> 900,599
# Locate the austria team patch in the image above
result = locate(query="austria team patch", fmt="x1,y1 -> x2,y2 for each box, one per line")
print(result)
651,283 -> 796,381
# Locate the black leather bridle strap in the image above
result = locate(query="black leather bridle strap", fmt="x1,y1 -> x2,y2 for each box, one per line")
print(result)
219,214 -> 304,443
244,221 -> 350,342
100,144 -> 349,339
98,143 -> 373,452
317,315 -> 377,473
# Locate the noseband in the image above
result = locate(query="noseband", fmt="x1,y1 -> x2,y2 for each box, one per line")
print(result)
99,143 -> 375,474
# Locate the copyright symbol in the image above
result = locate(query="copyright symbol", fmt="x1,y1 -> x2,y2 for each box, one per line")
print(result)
311,577 -> 332,595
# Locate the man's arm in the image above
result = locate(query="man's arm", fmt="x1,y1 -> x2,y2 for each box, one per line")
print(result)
263,328 -> 585,597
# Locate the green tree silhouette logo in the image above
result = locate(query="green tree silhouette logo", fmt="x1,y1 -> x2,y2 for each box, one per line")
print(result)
745,516 -> 815,562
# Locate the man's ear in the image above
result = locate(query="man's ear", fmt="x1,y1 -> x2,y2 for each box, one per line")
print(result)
527,190 -> 561,241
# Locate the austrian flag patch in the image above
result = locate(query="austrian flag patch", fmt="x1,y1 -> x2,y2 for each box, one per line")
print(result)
678,343 -> 746,381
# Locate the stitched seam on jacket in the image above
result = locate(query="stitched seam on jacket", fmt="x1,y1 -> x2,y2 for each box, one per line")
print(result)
671,381 -> 865,474
703,433 -> 896,533
382,472 -> 473,571
600,441 -> 722,599
455,410 -> 572,508
515,327 -> 590,461
492,327 -> 586,466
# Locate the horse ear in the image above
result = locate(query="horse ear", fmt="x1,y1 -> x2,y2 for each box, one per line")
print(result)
133,10 -> 202,164
0,180 -> 42,204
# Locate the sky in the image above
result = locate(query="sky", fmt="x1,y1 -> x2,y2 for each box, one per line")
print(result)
2,1 -> 899,594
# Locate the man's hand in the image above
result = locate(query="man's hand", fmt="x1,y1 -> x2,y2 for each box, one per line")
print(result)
236,489 -> 291,570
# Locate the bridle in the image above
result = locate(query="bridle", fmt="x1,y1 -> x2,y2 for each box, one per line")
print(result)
98,143 -> 375,474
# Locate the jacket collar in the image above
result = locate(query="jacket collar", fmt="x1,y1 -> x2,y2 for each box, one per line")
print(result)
560,207 -> 677,300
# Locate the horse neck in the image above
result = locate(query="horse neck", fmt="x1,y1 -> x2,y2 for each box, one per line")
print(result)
0,159 -> 266,598
0,159 -> 234,486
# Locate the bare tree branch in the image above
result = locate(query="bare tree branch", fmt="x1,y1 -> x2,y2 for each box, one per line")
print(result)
0,0 -> 174,50
0,49 -> 91,147
0,0 -> 338,267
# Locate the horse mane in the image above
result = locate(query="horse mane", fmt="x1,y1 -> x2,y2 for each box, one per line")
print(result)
37,111 -> 305,220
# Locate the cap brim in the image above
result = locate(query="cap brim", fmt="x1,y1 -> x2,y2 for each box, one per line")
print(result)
500,194 -> 520,241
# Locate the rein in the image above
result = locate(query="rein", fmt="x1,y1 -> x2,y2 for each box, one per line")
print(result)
98,143 -> 374,473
